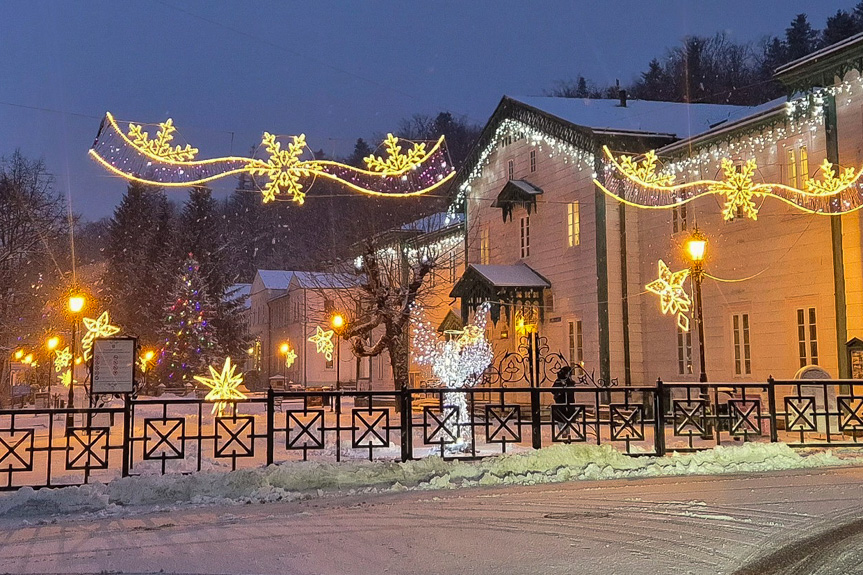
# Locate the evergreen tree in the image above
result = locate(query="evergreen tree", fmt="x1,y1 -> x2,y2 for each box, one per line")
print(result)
346,138 -> 374,168
104,182 -> 175,344
785,14 -> 818,61
157,256 -> 217,388
822,9 -> 861,47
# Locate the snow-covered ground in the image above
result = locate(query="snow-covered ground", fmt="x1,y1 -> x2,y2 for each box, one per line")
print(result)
0,442 -> 859,521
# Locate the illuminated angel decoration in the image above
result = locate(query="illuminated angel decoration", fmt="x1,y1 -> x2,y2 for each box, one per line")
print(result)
412,302 -> 493,451
596,145 -> 863,220
81,311 -> 121,361
194,357 -> 247,416
645,260 -> 691,332
308,326 -> 335,362
89,113 -> 455,206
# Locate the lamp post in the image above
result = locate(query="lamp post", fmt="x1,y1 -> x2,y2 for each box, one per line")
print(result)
46,336 -> 59,407
685,229 -> 708,388
279,342 -> 290,386
331,313 -> 345,392
67,293 -> 85,429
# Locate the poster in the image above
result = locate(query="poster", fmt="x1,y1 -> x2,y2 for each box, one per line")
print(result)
91,337 -> 136,394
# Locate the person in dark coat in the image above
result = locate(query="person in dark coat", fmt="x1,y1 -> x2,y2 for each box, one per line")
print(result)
552,366 -> 576,439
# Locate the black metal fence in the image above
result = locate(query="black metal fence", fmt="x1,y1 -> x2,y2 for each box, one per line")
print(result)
0,378 -> 861,490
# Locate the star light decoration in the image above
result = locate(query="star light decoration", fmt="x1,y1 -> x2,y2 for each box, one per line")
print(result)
308,326 -> 335,362
53,346 -> 71,373
596,145 -> 863,220
284,347 -> 298,368
81,311 -> 121,361
89,113 -> 455,206
645,260 -> 692,332
194,357 -> 247,416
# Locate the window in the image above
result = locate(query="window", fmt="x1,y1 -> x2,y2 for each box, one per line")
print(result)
797,307 -> 818,367
480,226 -> 490,265
448,250 -> 458,283
530,149 -> 537,173
732,313 -> 751,375
568,320 -> 583,370
507,159 -> 514,180
787,148 -> 797,186
567,201 -> 580,247
326,355 -> 334,369
677,328 -> 693,375
799,146 -> 809,182
324,298 -> 334,315
672,204 -> 687,233
520,215 -> 530,258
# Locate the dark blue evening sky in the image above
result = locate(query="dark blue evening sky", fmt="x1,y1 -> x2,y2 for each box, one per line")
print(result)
0,1 -> 855,220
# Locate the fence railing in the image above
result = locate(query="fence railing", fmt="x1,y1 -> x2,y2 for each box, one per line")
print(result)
0,378 -> 860,490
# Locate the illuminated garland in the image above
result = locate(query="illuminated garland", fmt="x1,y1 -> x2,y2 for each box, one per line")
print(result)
81,311 -> 121,361
194,357 -> 246,416
645,260 -> 691,332
596,145 -> 863,220
90,113 -> 455,205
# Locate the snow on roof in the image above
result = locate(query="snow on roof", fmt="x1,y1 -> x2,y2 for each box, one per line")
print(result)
470,263 -> 550,288
292,271 -> 358,289
255,270 -> 294,290
512,96 -> 757,140
400,211 -> 464,233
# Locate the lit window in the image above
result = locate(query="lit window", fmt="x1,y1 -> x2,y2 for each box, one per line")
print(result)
520,215 -> 530,258
797,307 -> 818,367
732,313 -> 751,375
677,328 -> 692,375
787,148 -> 798,187
507,159 -> 514,181
530,149 -> 537,173
480,226 -> 490,265
567,201 -> 580,247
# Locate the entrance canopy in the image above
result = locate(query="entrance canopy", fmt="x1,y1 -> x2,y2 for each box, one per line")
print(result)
450,263 -> 550,324
491,179 -> 543,222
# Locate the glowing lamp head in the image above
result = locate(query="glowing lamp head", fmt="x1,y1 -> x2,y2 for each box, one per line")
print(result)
75,357 -> 82,365
144,350 -> 155,361
247,347 -> 255,355
331,313 -> 345,331
68,294 -> 85,314
685,231 -> 707,263
279,342 -> 290,355
13,349 -> 24,361
23,354 -> 33,365
47,336 -> 59,351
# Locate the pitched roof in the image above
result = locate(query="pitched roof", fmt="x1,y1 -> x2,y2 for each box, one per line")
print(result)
255,270 -> 294,290
292,271 -> 358,289
512,96 -> 753,140
458,263 -> 551,289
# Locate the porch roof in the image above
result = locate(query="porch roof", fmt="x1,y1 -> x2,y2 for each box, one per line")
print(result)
450,263 -> 550,323
491,180 -> 543,222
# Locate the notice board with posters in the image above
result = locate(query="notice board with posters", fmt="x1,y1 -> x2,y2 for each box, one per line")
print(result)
91,337 -> 136,394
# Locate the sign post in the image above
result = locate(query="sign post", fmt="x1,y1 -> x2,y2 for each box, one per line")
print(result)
91,337 -> 136,396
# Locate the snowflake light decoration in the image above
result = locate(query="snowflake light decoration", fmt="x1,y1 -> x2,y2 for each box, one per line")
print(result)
308,326 -> 335,362
81,311 -> 121,361
645,260 -> 691,332
194,357 -> 247,416
711,159 -> 760,221
364,133 -> 430,175
249,133 -> 323,204
127,119 -> 198,161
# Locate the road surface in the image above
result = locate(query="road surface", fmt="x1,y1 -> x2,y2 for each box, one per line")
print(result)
1,465 -> 863,574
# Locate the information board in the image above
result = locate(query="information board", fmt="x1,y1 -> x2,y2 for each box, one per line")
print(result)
91,337 -> 136,394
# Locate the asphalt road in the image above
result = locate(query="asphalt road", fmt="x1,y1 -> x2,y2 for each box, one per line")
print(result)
2,466 -> 863,575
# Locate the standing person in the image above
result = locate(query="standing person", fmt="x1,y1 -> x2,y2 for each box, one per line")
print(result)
552,366 -> 576,441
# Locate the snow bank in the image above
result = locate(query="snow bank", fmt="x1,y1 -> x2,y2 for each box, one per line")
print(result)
0,443 -> 857,519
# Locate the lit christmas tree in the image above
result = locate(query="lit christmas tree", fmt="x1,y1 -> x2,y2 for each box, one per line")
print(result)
157,255 -> 217,389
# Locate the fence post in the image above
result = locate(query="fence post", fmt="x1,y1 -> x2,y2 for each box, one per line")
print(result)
767,376 -> 778,443
400,384 -> 412,462
121,394 -> 131,477
654,378 -> 666,457
266,386 -> 275,466
530,386 -> 543,450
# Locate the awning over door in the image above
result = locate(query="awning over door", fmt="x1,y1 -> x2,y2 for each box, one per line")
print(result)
450,263 -> 550,323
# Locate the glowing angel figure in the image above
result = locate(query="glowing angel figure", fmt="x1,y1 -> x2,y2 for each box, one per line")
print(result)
645,260 -> 691,332
411,302 -> 493,452
81,311 -> 121,361
194,357 -> 247,416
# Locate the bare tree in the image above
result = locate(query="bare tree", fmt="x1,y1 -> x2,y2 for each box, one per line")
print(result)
0,151 -> 69,406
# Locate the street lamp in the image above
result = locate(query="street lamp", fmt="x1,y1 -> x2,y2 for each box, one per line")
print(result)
685,229 -> 708,385
279,342 -> 291,385
67,293 -> 86,429
140,349 -> 155,391
331,313 -> 346,392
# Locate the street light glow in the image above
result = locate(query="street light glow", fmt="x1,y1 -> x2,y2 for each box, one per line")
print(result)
331,313 -> 345,331
13,349 -> 24,360
68,294 -> 86,314
47,336 -> 60,350
685,231 -> 707,263
280,342 -> 290,355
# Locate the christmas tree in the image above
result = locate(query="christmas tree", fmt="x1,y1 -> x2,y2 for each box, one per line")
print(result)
157,256 -> 217,389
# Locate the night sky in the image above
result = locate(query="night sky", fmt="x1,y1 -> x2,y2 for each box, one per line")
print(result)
0,1 -> 855,220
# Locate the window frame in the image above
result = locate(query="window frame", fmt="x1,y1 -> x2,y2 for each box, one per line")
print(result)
567,201 -> 580,247
520,214 -> 530,258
